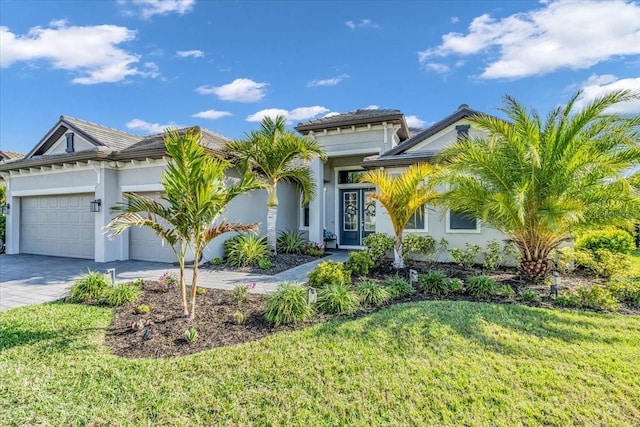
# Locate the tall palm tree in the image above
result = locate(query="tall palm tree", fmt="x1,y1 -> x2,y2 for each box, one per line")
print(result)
360,163 -> 441,268
225,116 -> 327,254
107,129 -> 260,319
439,90 -> 640,279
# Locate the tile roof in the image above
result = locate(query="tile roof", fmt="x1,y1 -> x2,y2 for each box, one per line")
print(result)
295,109 -> 405,132
61,116 -> 141,150
0,150 -> 25,161
118,127 -> 230,155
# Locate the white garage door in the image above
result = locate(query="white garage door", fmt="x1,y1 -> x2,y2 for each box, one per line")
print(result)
129,192 -> 176,263
20,194 -> 95,259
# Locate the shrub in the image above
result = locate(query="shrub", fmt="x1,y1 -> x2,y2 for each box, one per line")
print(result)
363,233 -> 394,262
101,284 -> 141,306
465,275 -> 498,298
576,286 -> 619,311
184,328 -> 198,344
503,241 -> 522,265
448,278 -> 464,294
69,271 -> 110,303
264,282 -> 314,326
449,244 -> 481,269
416,271 -> 449,295
258,258 -> 272,270
574,248 -> 632,278
482,240 -> 504,271
345,250 -> 374,277
553,247 -> 576,274
302,242 -> 325,256
232,310 -> 245,325
384,275 -> 414,298
605,277 -> 640,308
554,291 -> 581,308
157,272 -> 178,292
231,282 -> 256,304
317,284 -> 360,314
224,233 -> 269,267
356,280 -> 390,306
308,260 -> 351,288
521,289 -> 540,303
427,238 -> 449,263
277,229 -> 306,254
402,234 -> 436,259
197,287 -> 208,296
136,304 -> 152,314
495,284 -> 515,298
211,257 -> 224,265
576,228 -> 635,254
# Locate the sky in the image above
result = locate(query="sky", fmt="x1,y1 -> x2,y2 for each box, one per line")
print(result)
1,0 -> 639,154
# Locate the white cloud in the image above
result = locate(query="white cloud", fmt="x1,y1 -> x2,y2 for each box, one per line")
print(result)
424,62 -> 450,74
363,105 -> 379,110
0,22 -> 151,84
307,74 -> 349,87
405,115 -> 426,128
345,19 -> 381,30
419,0 -> 640,79
574,74 -> 640,113
196,78 -> 267,102
176,49 -> 204,58
120,0 -> 196,19
126,118 -> 184,134
192,109 -> 232,120
246,106 -> 329,123
450,16 -> 459,24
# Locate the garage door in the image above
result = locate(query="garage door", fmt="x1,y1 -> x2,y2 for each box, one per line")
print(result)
20,194 -> 95,259
129,192 -> 176,263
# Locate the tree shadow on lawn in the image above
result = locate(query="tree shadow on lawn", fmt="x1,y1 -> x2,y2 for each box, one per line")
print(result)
311,301 -> 630,358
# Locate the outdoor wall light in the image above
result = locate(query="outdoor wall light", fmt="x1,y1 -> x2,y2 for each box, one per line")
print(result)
90,199 -> 102,213
0,203 -> 9,215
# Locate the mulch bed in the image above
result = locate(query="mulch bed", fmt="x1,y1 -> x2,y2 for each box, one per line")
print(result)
204,252 -> 325,275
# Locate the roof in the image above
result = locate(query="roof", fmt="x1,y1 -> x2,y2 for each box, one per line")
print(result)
61,116 -> 140,150
0,150 -> 25,162
117,127 -> 229,157
362,104 -> 481,168
295,108 -> 409,139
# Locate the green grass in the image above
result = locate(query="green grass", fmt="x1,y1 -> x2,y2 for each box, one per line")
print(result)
1,302 -> 640,426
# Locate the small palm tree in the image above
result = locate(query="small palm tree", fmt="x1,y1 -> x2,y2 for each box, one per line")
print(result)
108,129 -> 260,319
360,163 -> 441,268
225,116 -> 327,254
439,90 -> 640,279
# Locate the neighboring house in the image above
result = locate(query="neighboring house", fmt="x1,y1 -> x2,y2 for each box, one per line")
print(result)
0,150 -> 24,184
295,105 -> 507,261
0,116 -> 298,262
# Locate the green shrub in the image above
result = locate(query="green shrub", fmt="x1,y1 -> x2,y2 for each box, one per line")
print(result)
449,244 -> 481,269
554,291 -> 581,308
231,283 -> 256,304
264,282 -> 315,326
225,233 -> 269,267
345,251 -> 374,277
448,278 -> 464,294
416,271 -> 449,295
184,328 -> 198,344
232,310 -> 245,325
553,247 -> 576,274
576,286 -> 619,311
211,257 -> 224,265
482,240 -> 504,271
277,229 -> 306,254
576,228 -> 635,254
356,280 -> 390,306
0,215 -> 5,243
402,234 -> 436,259
258,258 -> 272,270
465,275 -> 498,298
302,242 -> 325,256
605,277 -> 640,308
197,287 -> 208,296
136,304 -> 152,314
363,233 -> 394,262
317,284 -> 360,314
521,289 -> 540,303
428,238 -> 449,263
574,248 -> 632,278
495,284 -> 515,298
308,260 -> 351,288
69,271 -> 110,304
101,284 -> 141,306
384,275 -> 414,298
157,272 -> 178,292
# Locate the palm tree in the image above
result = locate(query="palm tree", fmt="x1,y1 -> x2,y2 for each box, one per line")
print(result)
225,116 -> 327,254
107,129 -> 260,319
360,163 -> 441,268
439,90 -> 640,279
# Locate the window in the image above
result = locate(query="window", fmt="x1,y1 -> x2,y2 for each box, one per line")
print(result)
405,205 -> 427,230
456,125 -> 470,141
338,170 -> 366,184
65,133 -> 74,153
447,210 -> 480,233
303,205 -> 310,228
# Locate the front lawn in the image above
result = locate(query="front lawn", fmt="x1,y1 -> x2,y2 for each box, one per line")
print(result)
1,301 -> 639,426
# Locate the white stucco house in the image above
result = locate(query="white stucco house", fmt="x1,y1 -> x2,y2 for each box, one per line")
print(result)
0,105 -> 508,264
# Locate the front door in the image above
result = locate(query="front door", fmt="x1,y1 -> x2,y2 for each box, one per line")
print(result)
339,188 -> 376,246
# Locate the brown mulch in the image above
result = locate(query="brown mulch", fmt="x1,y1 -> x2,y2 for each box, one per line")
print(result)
205,252 -> 325,275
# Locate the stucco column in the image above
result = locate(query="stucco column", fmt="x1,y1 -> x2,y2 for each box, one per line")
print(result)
94,165 -> 120,262
308,157 -> 324,244
4,176 -> 20,254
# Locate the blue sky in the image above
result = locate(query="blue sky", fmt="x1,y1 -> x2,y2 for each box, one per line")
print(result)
1,0 -> 639,154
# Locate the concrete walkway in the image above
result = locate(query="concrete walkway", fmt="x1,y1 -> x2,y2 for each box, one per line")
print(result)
0,251 -> 349,311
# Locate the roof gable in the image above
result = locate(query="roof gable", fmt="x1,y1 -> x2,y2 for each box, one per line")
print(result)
295,108 -> 410,140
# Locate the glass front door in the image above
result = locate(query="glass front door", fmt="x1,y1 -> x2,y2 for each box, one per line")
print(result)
339,188 -> 376,246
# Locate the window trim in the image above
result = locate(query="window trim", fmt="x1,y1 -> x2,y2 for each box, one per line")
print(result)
445,209 -> 481,234
404,204 -> 428,232
65,133 -> 74,153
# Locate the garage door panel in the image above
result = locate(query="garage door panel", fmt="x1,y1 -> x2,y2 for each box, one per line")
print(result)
129,192 -> 176,263
21,194 -> 95,259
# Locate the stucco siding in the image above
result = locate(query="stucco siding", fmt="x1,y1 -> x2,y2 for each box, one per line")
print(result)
406,120 -> 487,154
46,133 -> 94,155
10,169 -> 97,193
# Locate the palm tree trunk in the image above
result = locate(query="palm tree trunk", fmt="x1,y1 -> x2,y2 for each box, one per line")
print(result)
189,256 -> 199,320
393,235 -> 405,269
267,185 -> 278,255
179,259 -> 188,317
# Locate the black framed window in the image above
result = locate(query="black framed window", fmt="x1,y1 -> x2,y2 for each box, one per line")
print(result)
405,205 -> 426,230
303,205 -> 310,227
65,133 -> 74,153
449,210 -> 477,230
338,170 -> 366,184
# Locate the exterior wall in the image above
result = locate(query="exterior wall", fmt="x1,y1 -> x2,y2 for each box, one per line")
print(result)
406,119 -> 487,153
46,132 -> 94,155
311,125 -> 399,156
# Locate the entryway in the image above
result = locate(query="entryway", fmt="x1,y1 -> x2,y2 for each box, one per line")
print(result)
339,188 -> 376,246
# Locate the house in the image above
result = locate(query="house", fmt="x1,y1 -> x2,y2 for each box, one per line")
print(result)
1,106 -> 507,264
295,104 -> 507,261
0,116 -> 298,262
0,150 -> 24,163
